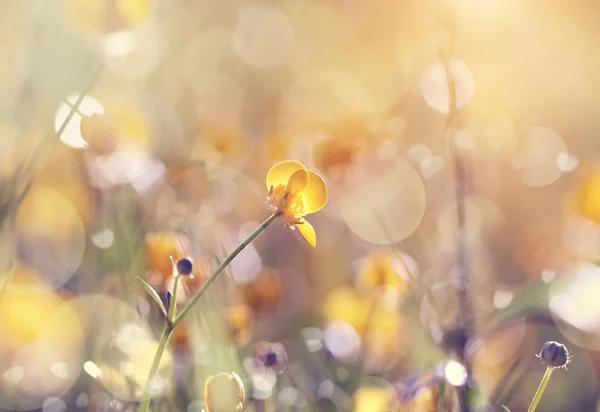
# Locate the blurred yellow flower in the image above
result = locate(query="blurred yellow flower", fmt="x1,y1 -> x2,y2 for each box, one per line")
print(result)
0,274 -> 83,349
193,122 -> 246,169
228,303 -> 254,346
322,286 -> 406,370
144,232 -> 188,283
353,386 -> 397,412
355,250 -> 412,298
411,387 -> 437,412
570,164 -> 600,223
322,286 -> 372,334
314,135 -> 360,178
204,372 -> 245,412
62,0 -> 152,34
266,160 -> 328,247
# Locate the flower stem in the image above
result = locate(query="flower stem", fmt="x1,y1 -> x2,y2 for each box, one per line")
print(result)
138,324 -> 173,412
137,213 -> 279,412
527,367 -> 553,412
173,212 -> 279,328
167,275 -> 181,322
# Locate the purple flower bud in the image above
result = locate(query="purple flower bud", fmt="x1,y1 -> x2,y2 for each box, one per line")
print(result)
176,257 -> 194,276
536,341 -> 571,368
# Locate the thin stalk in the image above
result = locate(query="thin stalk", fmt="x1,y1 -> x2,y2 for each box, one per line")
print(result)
138,324 -> 173,412
527,367 -> 553,412
167,275 -> 181,322
173,212 -> 279,328
56,60 -> 103,140
438,7 -> 473,412
137,213 -> 279,412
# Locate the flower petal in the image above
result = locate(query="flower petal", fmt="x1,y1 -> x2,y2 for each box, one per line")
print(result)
297,220 -> 316,247
299,171 -> 328,214
266,160 -> 306,191
286,169 -> 309,194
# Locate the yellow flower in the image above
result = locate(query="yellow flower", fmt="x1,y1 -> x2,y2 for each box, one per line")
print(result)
355,250 -> 412,298
228,303 -> 254,346
569,163 -> 600,223
204,372 -> 245,412
352,386 -> 398,412
266,160 -> 328,247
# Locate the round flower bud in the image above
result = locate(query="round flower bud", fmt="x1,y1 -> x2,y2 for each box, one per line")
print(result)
536,341 -> 571,368
176,257 -> 194,276
204,372 -> 245,412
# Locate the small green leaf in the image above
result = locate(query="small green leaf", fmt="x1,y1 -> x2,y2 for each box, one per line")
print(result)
502,406 -> 511,412
136,277 -> 167,317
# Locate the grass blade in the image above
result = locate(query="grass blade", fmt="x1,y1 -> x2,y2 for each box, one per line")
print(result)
136,276 -> 167,318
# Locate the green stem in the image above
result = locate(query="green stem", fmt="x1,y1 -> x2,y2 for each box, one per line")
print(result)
265,394 -> 276,412
137,213 -> 279,412
138,324 -> 173,412
173,212 -> 279,328
167,276 -> 181,322
527,367 -> 553,412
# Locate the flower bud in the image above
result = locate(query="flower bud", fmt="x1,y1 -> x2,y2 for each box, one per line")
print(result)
79,113 -> 118,155
536,341 -> 570,368
204,372 -> 245,412
176,257 -> 194,276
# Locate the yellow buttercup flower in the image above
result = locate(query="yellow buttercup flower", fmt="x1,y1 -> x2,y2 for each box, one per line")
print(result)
204,372 -> 245,412
266,160 -> 328,247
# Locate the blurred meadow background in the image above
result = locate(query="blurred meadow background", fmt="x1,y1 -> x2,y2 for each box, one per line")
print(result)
2,0 -> 600,411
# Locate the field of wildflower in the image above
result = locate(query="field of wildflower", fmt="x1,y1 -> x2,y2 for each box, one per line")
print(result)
1,1 -> 600,411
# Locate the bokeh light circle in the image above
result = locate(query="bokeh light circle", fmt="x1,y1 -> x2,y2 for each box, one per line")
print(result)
0,280 -> 84,411
42,397 -> 67,412
324,321 -> 362,362
421,59 -> 475,113
452,106 -> 518,154
340,161 -> 426,245
232,2 -> 294,69
72,294 -> 172,402
17,186 -> 86,289
100,26 -> 164,79
443,360 -> 468,386
550,262 -> 600,350
54,95 -> 104,149
562,217 -> 600,260
514,126 -> 567,187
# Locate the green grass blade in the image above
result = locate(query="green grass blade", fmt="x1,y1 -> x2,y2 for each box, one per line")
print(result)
136,276 -> 167,318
